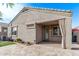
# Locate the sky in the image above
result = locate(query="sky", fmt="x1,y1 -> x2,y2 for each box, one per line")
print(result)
0,3 -> 79,28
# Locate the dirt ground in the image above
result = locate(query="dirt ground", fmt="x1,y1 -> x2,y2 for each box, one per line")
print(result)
0,43 -> 79,56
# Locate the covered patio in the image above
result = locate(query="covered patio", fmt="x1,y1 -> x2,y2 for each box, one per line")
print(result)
36,18 -> 72,49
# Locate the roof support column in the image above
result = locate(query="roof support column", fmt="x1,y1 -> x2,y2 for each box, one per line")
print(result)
65,18 -> 72,49
59,18 -> 72,49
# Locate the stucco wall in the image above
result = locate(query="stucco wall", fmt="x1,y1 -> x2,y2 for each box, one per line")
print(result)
49,36 -> 62,42
8,11 -> 36,42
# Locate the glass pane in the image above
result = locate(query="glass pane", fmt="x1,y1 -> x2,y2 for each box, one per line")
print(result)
53,27 -> 58,35
11,27 -> 17,35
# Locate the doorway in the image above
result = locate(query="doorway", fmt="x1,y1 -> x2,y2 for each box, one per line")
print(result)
43,26 -> 49,41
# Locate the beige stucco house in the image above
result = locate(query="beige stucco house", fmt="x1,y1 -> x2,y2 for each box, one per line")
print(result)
8,7 -> 72,49
0,22 -> 8,40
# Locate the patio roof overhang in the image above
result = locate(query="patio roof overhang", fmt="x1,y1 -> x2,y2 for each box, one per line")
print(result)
26,14 -> 65,25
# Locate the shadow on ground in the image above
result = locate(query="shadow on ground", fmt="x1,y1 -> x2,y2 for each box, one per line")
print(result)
71,48 -> 79,50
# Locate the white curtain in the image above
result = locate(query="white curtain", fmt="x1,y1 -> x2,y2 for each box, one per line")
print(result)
59,19 -> 66,49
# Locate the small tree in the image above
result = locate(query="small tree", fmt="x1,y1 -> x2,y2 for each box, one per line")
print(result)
0,11 -> 2,20
2,3 -> 14,8
16,38 -> 22,43
0,3 -> 14,19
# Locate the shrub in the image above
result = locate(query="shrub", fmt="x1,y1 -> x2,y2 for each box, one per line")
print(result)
16,38 -> 22,43
26,41 -> 33,46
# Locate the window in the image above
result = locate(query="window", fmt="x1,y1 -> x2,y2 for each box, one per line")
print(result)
11,26 -> 17,35
52,26 -> 61,36
3,28 -> 7,32
27,24 -> 34,29
53,27 -> 58,35
1,27 -> 7,33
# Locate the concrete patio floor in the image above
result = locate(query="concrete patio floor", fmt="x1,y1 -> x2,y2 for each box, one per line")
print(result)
38,42 -> 62,48
0,43 -> 79,56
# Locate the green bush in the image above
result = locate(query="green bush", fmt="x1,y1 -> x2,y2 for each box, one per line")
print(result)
16,38 -> 22,43
26,41 -> 33,46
